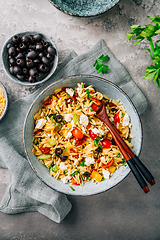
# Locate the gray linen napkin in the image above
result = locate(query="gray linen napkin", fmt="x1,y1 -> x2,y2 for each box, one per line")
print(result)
0,39 -> 147,222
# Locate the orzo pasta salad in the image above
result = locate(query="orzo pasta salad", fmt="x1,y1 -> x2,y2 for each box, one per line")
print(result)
32,83 -> 133,187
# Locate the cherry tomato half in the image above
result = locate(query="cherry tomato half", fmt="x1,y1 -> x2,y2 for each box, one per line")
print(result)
101,139 -> 112,149
43,98 -> 52,105
89,130 -> 97,140
114,112 -> 120,123
72,127 -> 84,139
39,147 -> 51,154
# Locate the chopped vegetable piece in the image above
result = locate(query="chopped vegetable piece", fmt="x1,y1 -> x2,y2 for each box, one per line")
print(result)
101,139 -> 112,149
73,113 -> 79,125
108,166 -> 116,173
39,147 -> 50,154
47,138 -> 56,146
90,170 -> 102,182
69,186 -> 75,191
43,98 -> 52,105
102,159 -> 114,168
37,154 -> 51,160
52,165 -> 59,172
55,148 -> 63,156
72,127 -> 83,139
93,139 -> 98,147
79,159 -> 85,166
71,178 -> 80,185
34,129 -> 42,135
89,130 -> 97,140
114,112 -> 120,123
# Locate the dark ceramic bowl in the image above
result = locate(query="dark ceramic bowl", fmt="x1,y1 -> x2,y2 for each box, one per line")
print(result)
23,75 -> 142,196
1,31 -> 58,86
48,0 -> 120,18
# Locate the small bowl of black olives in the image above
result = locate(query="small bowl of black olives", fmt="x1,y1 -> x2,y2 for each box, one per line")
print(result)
1,31 -> 58,86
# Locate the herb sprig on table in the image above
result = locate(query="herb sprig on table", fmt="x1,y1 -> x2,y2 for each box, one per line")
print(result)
127,15 -> 160,87
92,54 -> 110,74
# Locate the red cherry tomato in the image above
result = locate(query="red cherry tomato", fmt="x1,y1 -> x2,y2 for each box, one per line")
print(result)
101,139 -> 112,149
89,130 -> 97,140
91,103 -> 99,112
43,98 -> 52,105
114,112 -> 120,123
71,178 -> 80,185
90,97 -> 102,107
39,147 -> 51,154
72,127 -> 84,139
76,136 -> 87,146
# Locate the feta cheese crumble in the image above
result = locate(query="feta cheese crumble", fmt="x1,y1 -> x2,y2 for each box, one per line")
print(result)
64,113 -> 72,122
66,88 -> 74,97
66,131 -> 72,139
122,113 -> 130,127
85,157 -> 95,166
80,114 -> 89,127
92,128 -> 105,136
35,119 -> 47,129
59,162 -> 67,170
102,169 -> 110,179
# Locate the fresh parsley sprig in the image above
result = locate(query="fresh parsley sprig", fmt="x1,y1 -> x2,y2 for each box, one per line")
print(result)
92,54 -> 110,74
127,15 -> 160,87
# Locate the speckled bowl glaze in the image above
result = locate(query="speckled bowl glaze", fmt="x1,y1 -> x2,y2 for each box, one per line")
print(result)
48,0 -> 120,18
23,75 -> 142,196
0,81 -> 8,121
1,31 -> 58,86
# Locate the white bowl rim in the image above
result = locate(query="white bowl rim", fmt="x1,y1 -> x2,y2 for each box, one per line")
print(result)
0,81 -> 8,121
1,30 -> 58,86
22,74 -> 143,196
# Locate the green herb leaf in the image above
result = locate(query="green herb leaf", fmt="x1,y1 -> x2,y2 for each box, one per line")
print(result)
69,186 -> 75,191
92,54 -> 110,74
93,139 -> 98,147
86,89 -> 91,98
70,169 -> 80,176
79,159 -> 85,166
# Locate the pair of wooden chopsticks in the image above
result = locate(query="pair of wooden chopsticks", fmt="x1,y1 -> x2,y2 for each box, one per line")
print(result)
96,103 -> 155,193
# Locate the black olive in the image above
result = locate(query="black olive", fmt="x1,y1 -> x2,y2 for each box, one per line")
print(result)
16,74 -> 25,81
111,138 -> 116,145
35,43 -> 43,52
26,59 -> 34,68
8,47 -> 16,56
23,67 -> 29,75
33,58 -> 41,66
33,34 -> 43,42
83,172 -> 91,178
46,53 -> 54,61
19,43 -> 28,51
13,66 -> 22,75
38,52 -> 44,58
15,52 -> 25,59
111,108 -> 118,112
21,35 -> 30,44
12,35 -> 21,45
27,50 -> 38,59
42,56 -> 50,65
29,68 -> 38,78
9,57 -> 16,66
7,43 -> 13,50
47,46 -> 56,56
51,162 -> 55,167
95,147 -> 102,153
55,148 -> 63,156
28,34 -> 35,44
36,72 -> 44,81
42,40 -> 50,49
55,115 -> 63,123
16,47 -> 21,53
9,66 -> 14,75
60,156 -> 68,161
28,75 -> 35,83
39,64 -> 47,72
16,58 -> 25,67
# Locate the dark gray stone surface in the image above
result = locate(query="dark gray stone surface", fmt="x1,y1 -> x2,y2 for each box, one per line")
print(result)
0,0 -> 159,239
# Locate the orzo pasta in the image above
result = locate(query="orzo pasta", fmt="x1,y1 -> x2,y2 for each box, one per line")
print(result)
0,87 -> 6,116
32,83 -> 133,187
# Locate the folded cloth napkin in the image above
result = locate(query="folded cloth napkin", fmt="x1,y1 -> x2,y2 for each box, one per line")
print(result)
0,39 -> 147,222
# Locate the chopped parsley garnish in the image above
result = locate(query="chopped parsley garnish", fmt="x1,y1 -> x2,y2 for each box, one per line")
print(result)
79,159 -> 85,166
86,89 -> 91,98
93,139 -> 98,147
69,186 -> 75,191
116,153 -> 121,158
70,169 -> 80,176
122,112 -> 125,117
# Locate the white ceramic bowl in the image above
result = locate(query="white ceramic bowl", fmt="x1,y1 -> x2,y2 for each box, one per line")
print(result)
23,75 -> 142,195
1,31 -> 58,86
0,81 -> 8,121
